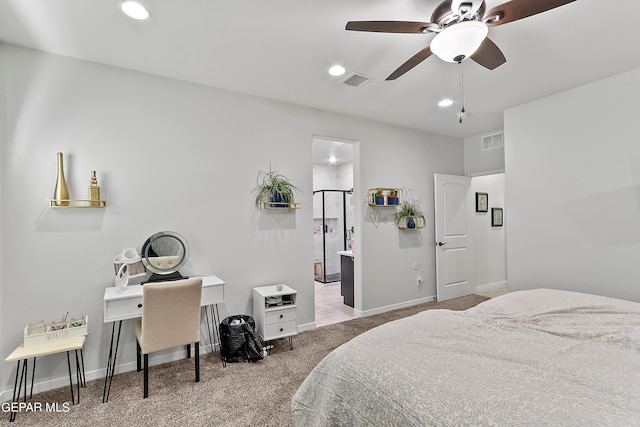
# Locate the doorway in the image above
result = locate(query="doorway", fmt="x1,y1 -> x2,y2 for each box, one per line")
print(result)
434,172 -> 507,301
312,136 -> 357,326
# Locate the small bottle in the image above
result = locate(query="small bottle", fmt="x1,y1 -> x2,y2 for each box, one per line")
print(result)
89,170 -> 101,206
351,237 -> 355,254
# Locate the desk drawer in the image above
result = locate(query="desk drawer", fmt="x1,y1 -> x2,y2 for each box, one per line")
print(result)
265,307 -> 296,325
201,284 -> 224,306
264,320 -> 297,339
104,296 -> 143,322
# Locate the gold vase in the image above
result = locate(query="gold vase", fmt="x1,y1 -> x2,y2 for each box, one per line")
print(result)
53,152 -> 69,206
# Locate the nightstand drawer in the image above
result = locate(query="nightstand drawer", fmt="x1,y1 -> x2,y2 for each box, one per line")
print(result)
265,308 -> 296,325
264,320 -> 297,339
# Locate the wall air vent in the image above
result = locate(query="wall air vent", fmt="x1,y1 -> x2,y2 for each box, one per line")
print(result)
482,132 -> 504,151
340,72 -> 372,88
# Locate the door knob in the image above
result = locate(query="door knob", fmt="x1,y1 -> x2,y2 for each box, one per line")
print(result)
437,242 -> 447,246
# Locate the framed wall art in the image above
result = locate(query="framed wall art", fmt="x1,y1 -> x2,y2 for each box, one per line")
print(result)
476,192 -> 488,213
491,208 -> 503,227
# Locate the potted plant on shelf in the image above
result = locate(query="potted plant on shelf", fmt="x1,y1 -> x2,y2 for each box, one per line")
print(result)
396,200 -> 424,229
252,165 -> 300,210
387,190 -> 399,205
374,189 -> 385,205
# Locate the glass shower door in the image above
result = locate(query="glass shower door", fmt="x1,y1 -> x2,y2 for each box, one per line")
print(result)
313,190 -> 348,283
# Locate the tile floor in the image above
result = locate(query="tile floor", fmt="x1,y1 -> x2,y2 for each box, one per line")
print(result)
314,281 -> 356,327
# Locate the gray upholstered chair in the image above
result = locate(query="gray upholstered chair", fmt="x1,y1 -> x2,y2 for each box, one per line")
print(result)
135,278 -> 203,398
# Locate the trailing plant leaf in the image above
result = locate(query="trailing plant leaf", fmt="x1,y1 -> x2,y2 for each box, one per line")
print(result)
395,200 -> 424,224
252,164 -> 300,210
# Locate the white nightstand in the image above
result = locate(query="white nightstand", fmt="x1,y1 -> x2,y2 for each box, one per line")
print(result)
252,284 -> 298,351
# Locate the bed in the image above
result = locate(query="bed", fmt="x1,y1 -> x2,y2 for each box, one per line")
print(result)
292,289 -> 640,426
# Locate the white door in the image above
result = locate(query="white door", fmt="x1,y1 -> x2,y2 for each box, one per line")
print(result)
434,174 -> 475,301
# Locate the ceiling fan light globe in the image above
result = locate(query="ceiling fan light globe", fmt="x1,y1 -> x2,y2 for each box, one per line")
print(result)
430,21 -> 488,63
120,1 -> 150,20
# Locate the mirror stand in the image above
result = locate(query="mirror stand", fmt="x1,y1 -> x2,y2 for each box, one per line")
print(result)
144,271 -> 188,284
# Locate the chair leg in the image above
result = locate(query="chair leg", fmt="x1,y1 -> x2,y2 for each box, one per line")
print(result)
195,342 -> 200,383
143,354 -> 149,399
136,341 -> 142,372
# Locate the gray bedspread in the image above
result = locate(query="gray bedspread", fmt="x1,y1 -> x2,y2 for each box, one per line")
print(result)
292,289 -> 640,426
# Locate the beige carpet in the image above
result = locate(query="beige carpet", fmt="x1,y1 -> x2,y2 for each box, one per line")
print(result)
1,294 -> 488,426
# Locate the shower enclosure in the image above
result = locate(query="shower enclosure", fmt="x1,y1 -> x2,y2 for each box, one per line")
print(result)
313,189 -> 354,283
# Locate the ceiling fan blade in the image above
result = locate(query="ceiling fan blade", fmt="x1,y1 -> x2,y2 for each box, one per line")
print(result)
346,21 -> 434,34
470,37 -> 506,70
483,0 -> 576,27
386,46 -> 433,80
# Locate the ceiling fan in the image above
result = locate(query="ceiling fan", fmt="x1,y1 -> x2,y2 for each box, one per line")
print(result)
346,0 -> 576,80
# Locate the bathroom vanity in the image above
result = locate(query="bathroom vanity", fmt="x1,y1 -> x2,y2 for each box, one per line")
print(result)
337,251 -> 354,307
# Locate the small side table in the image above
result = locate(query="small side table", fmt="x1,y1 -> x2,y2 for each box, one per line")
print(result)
253,285 -> 298,352
4,336 -> 86,422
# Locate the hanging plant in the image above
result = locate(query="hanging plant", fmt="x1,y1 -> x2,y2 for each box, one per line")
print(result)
252,164 -> 300,210
396,200 -> 424,229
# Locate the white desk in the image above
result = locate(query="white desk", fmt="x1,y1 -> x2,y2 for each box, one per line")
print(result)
102,275 -> 225,402
103,274 -> 225,322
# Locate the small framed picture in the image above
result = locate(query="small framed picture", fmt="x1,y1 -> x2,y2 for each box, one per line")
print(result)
491,208 -> 503,227
476,192 -> 488,213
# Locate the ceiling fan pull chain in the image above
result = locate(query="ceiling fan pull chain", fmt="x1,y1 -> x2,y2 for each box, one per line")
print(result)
458,60 -> 465,124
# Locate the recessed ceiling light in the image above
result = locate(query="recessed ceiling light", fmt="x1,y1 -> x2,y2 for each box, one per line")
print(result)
438,99 -> 454,107
120,1 -> 150,20
329,156 -> 337,164
328,65 -> 346,77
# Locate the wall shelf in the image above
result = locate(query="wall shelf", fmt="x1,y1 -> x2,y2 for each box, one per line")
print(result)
367,188 -> 402,207
396,216 -> 425,230
48,199 -> 107,208
263,201 -> 301,210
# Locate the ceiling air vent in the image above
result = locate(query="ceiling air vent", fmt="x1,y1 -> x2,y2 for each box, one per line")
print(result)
482,132 -> 504,151
340,72 -> 372,88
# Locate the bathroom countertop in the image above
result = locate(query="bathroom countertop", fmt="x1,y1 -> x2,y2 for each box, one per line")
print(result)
337,250 -> 355,258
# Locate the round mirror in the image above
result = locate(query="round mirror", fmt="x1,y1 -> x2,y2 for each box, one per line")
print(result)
141,231 -> 190,279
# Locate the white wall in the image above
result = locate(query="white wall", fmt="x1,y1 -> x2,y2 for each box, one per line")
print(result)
505,67 -> 640,302
470,174 -> 506,291
358,133 -> 462,314
465,130 -> 507,292
338,162 -> 354,191
464,130 -> 504,176
0,43 -> 463,396
0,43 -> 6,394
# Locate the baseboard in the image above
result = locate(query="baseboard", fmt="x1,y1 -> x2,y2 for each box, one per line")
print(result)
475,281 -> 508,293
298,322 -> 316,332
0,343 -> 221,403
357,295 -> 437,317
